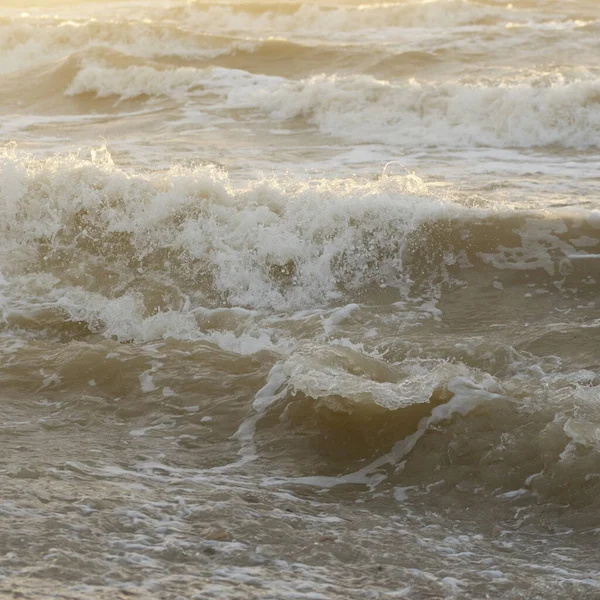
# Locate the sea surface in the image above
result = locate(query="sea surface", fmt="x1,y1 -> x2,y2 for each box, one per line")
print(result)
0,0 -> 599,598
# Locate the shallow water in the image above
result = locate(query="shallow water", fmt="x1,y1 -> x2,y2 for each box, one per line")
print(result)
1,0 -> 600,598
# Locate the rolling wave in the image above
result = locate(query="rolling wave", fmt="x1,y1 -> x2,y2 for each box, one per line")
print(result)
219,71 -> 600,149
7,53 -> 596,152
53,64 -> 600,149
246,341 -> 600,519
0,16 -> 251,75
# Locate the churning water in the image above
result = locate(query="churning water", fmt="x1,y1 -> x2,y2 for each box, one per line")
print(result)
1,0 -> 600,598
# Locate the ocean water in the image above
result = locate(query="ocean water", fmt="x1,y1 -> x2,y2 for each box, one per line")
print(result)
0,0 -> 599,598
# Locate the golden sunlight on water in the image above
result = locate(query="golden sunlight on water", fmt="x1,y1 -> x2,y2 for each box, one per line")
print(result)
0,0 -> 599,598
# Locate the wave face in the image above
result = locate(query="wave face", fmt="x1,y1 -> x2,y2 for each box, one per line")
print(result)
2,1 -> 600,599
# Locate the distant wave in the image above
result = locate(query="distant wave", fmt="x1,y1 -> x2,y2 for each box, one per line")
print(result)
0,5 -> 595,81
4,55 -> 599,149
0,16 -> 445,82
59,64 -> 600,149
0,17 -> 247,75
170,0 -> 530,31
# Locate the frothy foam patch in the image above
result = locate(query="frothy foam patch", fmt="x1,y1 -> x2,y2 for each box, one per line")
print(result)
281,343 -> 450,411
0,277 -> 298,354
563,418 -> 600,450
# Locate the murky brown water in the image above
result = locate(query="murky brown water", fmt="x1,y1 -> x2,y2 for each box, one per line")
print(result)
1,0 -> 600,598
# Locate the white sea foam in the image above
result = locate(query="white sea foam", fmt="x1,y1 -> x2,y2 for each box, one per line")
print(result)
281,343 -> 449,411
65,65 -> 600,148
223,71 -> 600,149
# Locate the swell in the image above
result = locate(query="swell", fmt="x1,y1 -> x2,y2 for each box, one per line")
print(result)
196,40 -> 443,79
0,17 -> 209,75
248,345 -> 600,525
0,15 -> 305,77
0,51 -> 189,120
1,0 -> 579,34
0,11 -> 467,105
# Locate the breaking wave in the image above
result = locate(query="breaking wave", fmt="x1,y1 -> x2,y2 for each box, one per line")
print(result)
0,146 -> 598,345
54,65 -> 600,149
